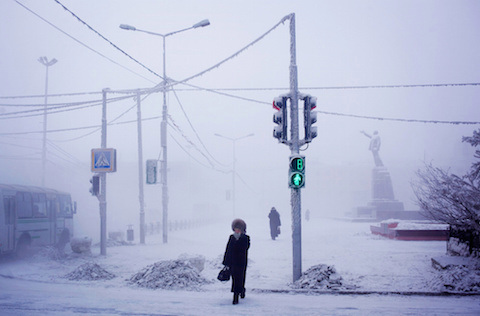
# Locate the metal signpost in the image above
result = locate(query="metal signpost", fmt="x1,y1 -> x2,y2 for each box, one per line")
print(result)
89,89 -> 117,256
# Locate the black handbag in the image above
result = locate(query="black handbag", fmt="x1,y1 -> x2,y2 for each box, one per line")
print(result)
217,266 -> 230,282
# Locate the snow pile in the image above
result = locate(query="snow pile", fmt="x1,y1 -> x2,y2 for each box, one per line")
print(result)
291,264 -> 344,290
447,237 -> 472,257
207,254 -> 225,269
32,246 -> 65,261
178,254 -> 205,272
128,259 -> 211,290
70,237 -> 92,254
64,262 -> 115,281
381,219 -> 449,230
430,264 -> 480,292
93,239 -> 133,248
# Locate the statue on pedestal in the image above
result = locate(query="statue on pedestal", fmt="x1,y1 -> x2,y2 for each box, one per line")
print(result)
360,130 -> 383,167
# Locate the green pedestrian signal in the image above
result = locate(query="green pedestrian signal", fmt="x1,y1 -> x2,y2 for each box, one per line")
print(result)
291,173 -> 304,187
289,155 -> 305,188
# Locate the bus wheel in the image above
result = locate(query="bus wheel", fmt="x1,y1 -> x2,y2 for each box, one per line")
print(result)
16,235 -> 31,259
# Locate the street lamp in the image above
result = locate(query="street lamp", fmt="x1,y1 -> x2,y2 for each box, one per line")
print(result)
214,133 -> 254,217
120,19 -> 210,244
38,56 -> 57,188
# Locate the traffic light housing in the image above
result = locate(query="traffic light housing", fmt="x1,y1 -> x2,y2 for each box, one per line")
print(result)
304,95 -> 317,143
273,96 -> 288,143
146,159 -> 157,184
89,174 -> 100,196
289,155 -> 305,188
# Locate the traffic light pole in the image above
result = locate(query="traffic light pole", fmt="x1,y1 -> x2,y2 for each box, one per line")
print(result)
100,88 -> 108,256
288,13 -> 302,282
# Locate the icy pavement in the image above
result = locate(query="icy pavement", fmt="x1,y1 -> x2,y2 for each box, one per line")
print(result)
0,217 -> 479,315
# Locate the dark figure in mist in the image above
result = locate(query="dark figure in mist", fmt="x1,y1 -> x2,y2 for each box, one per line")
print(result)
361,130 -> 384,167
268,207 -> 281,240
223,218 -> 250,305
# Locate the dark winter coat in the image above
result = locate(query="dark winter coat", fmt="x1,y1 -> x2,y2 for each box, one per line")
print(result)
269,209 -> 281,238
222,233 -> 250,293
269,209 -> 281,228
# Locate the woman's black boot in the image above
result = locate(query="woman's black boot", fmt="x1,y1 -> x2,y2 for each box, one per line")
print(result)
233,293 -> 239,304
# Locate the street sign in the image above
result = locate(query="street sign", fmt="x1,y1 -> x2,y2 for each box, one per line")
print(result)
91,148 -> 117,172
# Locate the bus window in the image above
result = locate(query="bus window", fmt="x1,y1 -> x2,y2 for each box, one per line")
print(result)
16,192 -> 33,218
3,196 -> 15,225
32,193 -> 47,217
58,195 -> 73,217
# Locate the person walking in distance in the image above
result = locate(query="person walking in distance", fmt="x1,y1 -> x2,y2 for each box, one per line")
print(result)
268,207 -> 281,240
222,219 -> 250,305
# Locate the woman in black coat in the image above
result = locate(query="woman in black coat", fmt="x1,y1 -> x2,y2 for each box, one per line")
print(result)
222,218 -> 250,305
268,207 -> 281,240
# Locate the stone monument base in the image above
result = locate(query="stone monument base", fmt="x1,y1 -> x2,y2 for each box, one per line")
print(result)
348,166 -> 424,221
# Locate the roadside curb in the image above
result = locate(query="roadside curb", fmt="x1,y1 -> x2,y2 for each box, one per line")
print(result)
251,288 -> 480,297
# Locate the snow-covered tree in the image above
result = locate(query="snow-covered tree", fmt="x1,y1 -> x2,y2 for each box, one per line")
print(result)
412,130 -> 480,236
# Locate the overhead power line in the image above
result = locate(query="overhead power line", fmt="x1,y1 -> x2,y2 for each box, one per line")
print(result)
51,0 -> 162,80
172,82 -> 480,92
318,110 -> 480,125
0,95 -> 134,119
13,0 -> 158,84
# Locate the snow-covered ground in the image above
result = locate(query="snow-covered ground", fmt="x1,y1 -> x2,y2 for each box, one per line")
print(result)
1,217 -> 479,315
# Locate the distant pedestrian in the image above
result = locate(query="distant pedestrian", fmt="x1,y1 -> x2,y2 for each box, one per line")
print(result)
268,207 -> 281,240
305,209 -> 310,222
222,219 -> 250,305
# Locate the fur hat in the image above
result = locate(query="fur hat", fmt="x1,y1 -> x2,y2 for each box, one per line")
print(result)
231,218 -> 247,233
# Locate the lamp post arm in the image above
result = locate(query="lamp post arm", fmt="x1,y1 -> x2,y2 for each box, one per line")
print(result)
134,28 -> 166,38
165,26 -> 195,37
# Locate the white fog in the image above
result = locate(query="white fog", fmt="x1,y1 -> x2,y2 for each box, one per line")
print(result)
1,0 -> 479,314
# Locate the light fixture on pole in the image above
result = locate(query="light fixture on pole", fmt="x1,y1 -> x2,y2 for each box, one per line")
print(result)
214,133 -> 254,217
38,56 -> 57,188
120,19 -> 210,244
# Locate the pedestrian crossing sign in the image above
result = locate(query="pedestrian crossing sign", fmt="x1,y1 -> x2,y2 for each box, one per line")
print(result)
91,148 -> 117,172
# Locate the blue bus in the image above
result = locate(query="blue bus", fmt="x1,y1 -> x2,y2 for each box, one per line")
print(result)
0,184 -> 76,257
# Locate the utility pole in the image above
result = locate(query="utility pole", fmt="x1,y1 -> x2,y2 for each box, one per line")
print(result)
38,56 -> 57,187
161,35 -> 169,244
214,133 -> 254,218
99,88 -> 109,256
136,90 -> 146,244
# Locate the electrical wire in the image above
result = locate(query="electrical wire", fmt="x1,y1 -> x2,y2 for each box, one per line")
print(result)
0,86 -> 154,100
167,115 -> 215,168
171,88 -> 228,167
172,82 -> 480,92
172,14 -> 292,88
13,0 -> 158,84
0,95 -> 134,120
52,0 -> 163,80
318,110 -> 480,125
169,132 -> 229,174
49,89 -> 159,142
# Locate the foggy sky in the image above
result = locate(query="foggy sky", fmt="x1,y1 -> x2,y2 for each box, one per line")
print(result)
1,0 -> 479,239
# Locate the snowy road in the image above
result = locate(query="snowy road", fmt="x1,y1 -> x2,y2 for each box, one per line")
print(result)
1,217 -> 479,315
1,275 -> 479,315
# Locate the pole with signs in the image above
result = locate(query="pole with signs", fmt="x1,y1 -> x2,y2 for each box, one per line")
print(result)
89,88 -> 118,256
